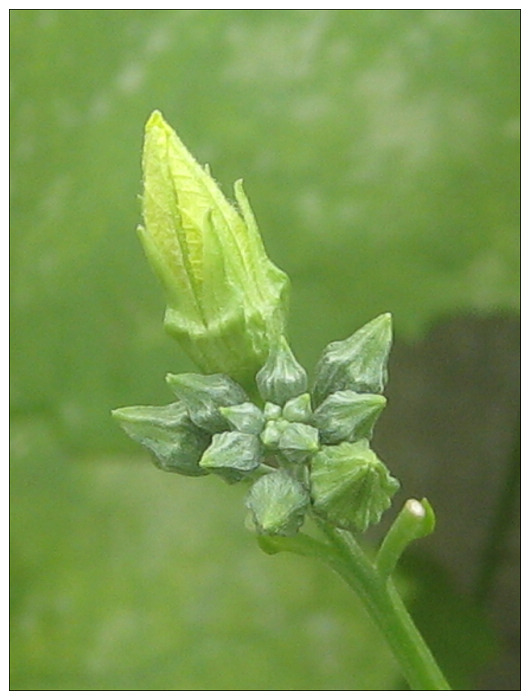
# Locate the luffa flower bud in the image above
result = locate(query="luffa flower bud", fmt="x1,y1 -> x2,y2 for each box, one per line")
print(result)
312,390 -> 386,444
166,373 -> 248,433
256,336 -> 308,405
246,470 -> 309,536
219,403 -> 265,435
199,431 -> 262,483
310,440 -> 399,532
139,110 -> 289,388
312,313 -> 392,406
111,402 -> 210,476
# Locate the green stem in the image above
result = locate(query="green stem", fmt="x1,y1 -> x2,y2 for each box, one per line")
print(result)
260,521 -> 451,691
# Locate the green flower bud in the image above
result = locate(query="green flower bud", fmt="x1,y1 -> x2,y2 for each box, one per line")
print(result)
282,393 -> 312,423
256,336 -> 308,405
111,402 -> 210,476
310,440 -> 399,532
139,110 -> 290,388
260,419 -> 285,450
166,373 -> 247,433
312,314 -> 392,406
199,431 -> 262,483
278,422 -> 320,463
219,403 -> 265,435
312,390 -> 386,444
263,402 -> 282,421
246,470 -> 309,536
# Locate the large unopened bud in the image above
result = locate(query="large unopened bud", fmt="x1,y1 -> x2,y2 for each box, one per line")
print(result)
312,313 -> 392,406
139,110 -> 289,388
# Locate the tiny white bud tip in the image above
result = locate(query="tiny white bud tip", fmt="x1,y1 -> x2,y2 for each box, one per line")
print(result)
406,499 -> 425,519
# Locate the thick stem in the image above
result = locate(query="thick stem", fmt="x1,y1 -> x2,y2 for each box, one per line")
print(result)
260,523 -> 451,691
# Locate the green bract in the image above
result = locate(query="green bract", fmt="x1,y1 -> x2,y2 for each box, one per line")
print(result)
140,110 -> 289,388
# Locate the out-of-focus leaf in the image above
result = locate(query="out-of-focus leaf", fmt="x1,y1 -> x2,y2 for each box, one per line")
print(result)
10,418 -> 400,690
397,554 -> 499,690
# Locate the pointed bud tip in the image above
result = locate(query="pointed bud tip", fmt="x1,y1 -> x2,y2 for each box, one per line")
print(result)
145,109 -> 166,132
111,407 -> 138,423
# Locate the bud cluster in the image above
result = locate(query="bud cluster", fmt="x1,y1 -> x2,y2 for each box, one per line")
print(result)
113,313 -> 399,537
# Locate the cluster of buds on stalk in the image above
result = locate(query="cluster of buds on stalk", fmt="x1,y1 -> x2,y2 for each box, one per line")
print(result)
113,112 -> 400,537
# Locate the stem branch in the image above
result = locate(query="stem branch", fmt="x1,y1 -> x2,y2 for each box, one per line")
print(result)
260,520 -> 451,691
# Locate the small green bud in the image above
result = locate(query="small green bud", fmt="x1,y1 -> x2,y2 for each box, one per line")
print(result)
219,403 -> 265,435
312,390 -> 386,444
199,431 -> 262,483
278,422 -> 320,463
246,470 -> 309,536
111,402 -> 210,476
256,336 -> 308,405
312,313 -> 392,406
140,110 -> 290,388
166,372 -> 247,433
260,419 -> 287,450
310,440 -> 399,532
282,393 -> 312,423
263,402 -> 282,420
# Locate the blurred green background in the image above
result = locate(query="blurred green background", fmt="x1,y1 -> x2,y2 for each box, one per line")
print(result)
10,9 -> 520,690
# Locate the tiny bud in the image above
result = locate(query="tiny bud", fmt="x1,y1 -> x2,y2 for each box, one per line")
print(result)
256,336 -> 308,405
263,402 -> 282,421
111,402 -> 210,476
312,390 -> 386,444
166,372 -> 247,433
260,419 -> 286,450
310,440 -> 399,532
282,393 -> 312,423
246,470 -> 309,536
199,431 -> 262,483
312,313 -> 392,406
278,422 -> 320,463
219,403 -> 265,435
